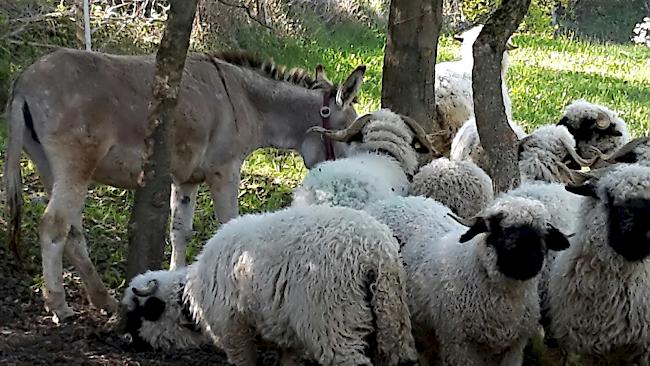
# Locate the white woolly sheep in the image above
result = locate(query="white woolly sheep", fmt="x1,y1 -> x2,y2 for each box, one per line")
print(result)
122,205 -> 418,366
557,99 -> 631,161
121,268 -> 208,350
547,164 -> 650,364
408,157 -> 494,219
450,116 -> 528,166
364,195 -> 463,247
366,195 -> 571,365
518,124 -> 596,184
292,109 -> 436,210
505,181 -> 586,329
435,25 -> 515,121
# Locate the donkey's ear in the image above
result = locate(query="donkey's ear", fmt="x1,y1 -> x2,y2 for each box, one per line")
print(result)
336,65 -> 366,107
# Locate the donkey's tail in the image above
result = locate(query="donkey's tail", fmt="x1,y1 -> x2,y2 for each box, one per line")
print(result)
4,86 -> 26,261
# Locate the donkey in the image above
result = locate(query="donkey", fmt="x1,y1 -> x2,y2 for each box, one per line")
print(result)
4,48 -> 365,323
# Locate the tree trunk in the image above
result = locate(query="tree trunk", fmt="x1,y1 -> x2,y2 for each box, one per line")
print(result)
381,0 -> 444,152
472,0 -> 531,193
126,0 -> 199,281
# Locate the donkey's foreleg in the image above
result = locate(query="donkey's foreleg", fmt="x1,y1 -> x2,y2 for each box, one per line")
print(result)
169,182 -> 199,270
64,225 -> 118,313
39,182 -> 88,323
208,164 -> 241,224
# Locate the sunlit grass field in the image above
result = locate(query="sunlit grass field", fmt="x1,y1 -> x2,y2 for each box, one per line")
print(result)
1,22 -> 649,292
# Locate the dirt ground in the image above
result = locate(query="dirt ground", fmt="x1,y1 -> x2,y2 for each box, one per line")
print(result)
0,244 -> 281,366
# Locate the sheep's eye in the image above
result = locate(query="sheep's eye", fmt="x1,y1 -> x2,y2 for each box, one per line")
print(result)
414,142 -> 422,149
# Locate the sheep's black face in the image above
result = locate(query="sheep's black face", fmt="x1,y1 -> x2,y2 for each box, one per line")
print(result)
124,295 -> 166,351
559,116 -> 622,140
487,224 -> 546,281
608,197 -> 650,262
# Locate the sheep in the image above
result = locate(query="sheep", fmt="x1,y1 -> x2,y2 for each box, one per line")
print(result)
505,181 -> 585,330
547,164 -> 650,364
292,109 -> 437,210
122,204 -> 418,366
587,136 -> 650,168
517,124 -> 596,184
365,195 -> 571,365
121,268 -> 209,350
364,195 -> 464,246
557,99 -> 631,162
435,24 -> 516,121
450,116 -> 528,166
408,157 -> 494,219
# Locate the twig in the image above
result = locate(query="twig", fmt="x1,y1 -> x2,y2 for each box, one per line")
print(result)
6,39 -> 62,49
216,0 -> 273,31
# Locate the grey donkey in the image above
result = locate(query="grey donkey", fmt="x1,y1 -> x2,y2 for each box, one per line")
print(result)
3,48 -> 365,323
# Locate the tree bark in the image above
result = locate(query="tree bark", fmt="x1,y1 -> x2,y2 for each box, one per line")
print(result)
126,0 -> 199,281
472,0 -> 531,193
381,0 -> 444,152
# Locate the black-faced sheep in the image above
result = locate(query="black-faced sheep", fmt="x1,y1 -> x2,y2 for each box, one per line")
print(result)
122,205 -> 417,366
292,109 -> 436,210
366,195 -> 571,366
547,164 -> 650,364
556,99 -> 630,162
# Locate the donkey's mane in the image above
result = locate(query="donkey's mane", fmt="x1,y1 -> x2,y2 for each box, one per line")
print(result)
211,51 -> 328,90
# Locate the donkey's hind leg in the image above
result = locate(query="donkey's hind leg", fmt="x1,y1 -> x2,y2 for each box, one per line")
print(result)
64,224 -> 118,313
169,182 -> 199,270
39,180 -> 89,323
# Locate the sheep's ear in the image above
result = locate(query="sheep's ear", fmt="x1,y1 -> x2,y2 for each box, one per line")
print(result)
336,65 -> 366,107
545,224 -> 571,251
556,116 -> 569,127
142,297 -> 167,321
565,182 -> 599,199
459,217 -> 488,243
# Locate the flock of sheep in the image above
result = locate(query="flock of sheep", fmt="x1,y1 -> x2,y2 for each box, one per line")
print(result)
119,26 -> 650,366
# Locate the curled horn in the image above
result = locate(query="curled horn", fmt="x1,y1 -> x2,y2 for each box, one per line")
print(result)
595,111 -> 611,130
588,137 -> 650,167
132,279 -> 159,297
560,137 -> 598,167
307,113 -> 374,142
447,212 -> 477,227
558,164 -> 596,186
399,114 -> 441,156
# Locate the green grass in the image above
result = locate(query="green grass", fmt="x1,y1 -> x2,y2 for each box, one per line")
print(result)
1,19 -> 649,292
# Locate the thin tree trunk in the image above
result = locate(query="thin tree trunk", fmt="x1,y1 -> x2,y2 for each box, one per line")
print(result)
381,0 -> 444,151
472,0 -> 531,193
126,0 -> 199,281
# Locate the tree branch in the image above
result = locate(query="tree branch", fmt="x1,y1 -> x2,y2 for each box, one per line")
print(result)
472,0 -> 532,193
216,0 -> 273,30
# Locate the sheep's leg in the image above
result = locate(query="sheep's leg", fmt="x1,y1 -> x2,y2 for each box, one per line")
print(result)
219,315 -> 258,366
63,224 -> 118,313
169,182 -> 199,270
39,180 -> 89,323
438,341 -> 483,366
207,162 -> 241,224
499,337 -> 527,366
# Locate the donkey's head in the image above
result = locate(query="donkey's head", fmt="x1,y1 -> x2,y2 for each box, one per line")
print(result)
300,64 -> 366,168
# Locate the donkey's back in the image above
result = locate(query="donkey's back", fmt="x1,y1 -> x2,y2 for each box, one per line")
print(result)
12,48 -> 233,188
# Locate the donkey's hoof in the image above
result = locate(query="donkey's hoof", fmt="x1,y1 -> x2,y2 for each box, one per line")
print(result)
91,294 -> 119,315
51,306 -> 76,325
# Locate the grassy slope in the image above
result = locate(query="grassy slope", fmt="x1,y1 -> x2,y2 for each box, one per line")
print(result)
1,21 -> 649,291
